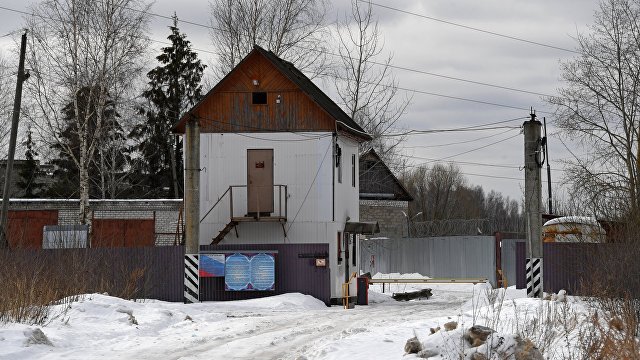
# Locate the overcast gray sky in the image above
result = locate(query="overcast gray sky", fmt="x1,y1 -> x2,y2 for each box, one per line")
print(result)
0,0 -> 602,203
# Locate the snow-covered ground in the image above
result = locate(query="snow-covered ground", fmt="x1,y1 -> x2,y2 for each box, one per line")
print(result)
0,273 -> 591,359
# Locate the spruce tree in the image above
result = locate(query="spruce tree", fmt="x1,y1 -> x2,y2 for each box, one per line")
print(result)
131,15 -> 205,199
16,125 -> 44,197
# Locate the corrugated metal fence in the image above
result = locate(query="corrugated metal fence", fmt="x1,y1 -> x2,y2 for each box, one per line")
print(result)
2,243 -> 330,304
360,236 -> 497,284
515,242 -> 640,297
1,246 -> 184,302
200,243 -> 330,304
501,239 -> 526,288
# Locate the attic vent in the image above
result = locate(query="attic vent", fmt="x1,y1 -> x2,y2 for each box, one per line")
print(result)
252,92 -> 267,105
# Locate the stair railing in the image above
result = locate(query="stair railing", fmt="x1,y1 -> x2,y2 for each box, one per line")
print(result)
200,185 -> 289,224
199,187 -> 231,223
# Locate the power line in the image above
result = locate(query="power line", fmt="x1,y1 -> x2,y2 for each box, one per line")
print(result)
396,160 -> 564,184
400,127 -> 516,149
308,46 -> 554,98
90,0 -> 562,100
402,155 -> 520,170
440,133 -> 521,160
0,5 -> 554,114
383,125 -> 522,138
317,71 -> 550,113
361,1 -> 580,55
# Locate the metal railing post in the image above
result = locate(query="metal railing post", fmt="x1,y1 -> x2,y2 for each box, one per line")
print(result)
278,185 -> 281,216
229,186 -> 234,218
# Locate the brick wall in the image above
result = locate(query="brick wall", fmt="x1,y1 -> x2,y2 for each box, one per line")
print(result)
359,200 -> 408,238
8,199 -> 183,246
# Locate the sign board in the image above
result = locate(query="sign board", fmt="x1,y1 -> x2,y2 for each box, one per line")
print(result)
225,252 -> 275,291
199,254 -> 225,277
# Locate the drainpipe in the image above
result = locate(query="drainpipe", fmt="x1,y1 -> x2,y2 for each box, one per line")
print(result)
184,117 -> 200,254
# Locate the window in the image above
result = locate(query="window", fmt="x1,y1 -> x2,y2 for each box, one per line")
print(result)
252,92 -> 267,104
351,154 -> 356,187
336,143 -> 342,183
337,232 -> 343,264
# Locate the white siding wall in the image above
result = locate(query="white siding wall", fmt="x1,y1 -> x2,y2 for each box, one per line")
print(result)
198,132 -> 360,298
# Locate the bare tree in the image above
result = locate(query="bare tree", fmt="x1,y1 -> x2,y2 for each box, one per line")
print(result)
402,163 -> 523,233
334,0 -> 411,164
24,0 -> 150,225
403,163 -> 466,221
550,0 -> 640,223
0,54 -> 14,153
209,0 -> 328,78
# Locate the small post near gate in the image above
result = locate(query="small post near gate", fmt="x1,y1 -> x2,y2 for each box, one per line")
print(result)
184,254 -> 199,303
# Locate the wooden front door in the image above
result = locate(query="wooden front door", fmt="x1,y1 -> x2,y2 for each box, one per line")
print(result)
247,149 -> 274,215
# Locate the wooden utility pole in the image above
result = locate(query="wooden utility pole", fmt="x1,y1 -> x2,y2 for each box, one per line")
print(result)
524,110 -> 543,298
0,30 -> 28,249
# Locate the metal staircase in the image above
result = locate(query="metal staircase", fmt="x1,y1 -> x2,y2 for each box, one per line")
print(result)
201,185 -> 288,245
211,220 -> 239,245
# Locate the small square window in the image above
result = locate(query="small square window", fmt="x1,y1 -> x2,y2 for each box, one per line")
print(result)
252,92 -> 267,104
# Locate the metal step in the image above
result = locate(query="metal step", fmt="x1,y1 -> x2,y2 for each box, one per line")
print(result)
211,221 -> 238,245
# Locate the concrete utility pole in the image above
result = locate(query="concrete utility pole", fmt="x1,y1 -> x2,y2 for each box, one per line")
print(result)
183,117 -> 200,303
543,117 -> 553,214
0,30 -> 28,249
523,110 -> 543,298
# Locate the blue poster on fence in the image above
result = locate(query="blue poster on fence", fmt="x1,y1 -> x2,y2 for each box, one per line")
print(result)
225,253 -> 275,291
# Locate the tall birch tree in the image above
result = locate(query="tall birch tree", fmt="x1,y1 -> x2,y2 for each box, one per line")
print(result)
25,0 -> 150,225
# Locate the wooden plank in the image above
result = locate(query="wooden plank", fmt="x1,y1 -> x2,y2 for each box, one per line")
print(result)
193,51 -> 337,133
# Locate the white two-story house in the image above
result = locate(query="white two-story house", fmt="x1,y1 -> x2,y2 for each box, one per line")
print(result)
174,46 -> 375,304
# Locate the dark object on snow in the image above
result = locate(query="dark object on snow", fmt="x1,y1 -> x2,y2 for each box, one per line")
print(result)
513,336 -> 544,360
444,321 -> 458,331
404,336 -> 422,354
470,353 -> 488,360
24,328 -> 53,346
357,276 -> 369,305
392,288 -> 432,301
465,325 -> 495,347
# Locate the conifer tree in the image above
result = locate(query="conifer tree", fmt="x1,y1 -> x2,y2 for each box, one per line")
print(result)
16,125 -> 44,198
131,15 -> 205,198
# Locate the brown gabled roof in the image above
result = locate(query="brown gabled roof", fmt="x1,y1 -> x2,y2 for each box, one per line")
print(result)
359,149 -> 413,201
174,45 -> 371,141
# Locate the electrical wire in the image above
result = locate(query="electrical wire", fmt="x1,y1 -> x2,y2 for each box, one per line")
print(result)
0,5 -> 554,114
360,0 -> 580,55
383,125 -> 522,138
96,0 -> 566,99
400,127 -> 516,149
439,133 -> 521,160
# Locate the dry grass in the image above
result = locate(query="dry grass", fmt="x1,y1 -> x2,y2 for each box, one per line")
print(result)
0,249 -> 151,325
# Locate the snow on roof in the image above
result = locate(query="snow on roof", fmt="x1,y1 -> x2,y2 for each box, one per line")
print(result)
543,216 -> 600,227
